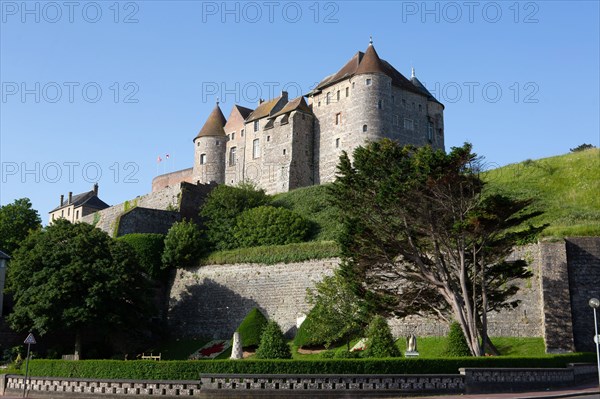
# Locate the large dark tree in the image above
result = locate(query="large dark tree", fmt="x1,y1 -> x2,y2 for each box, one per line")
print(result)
331,140 -> 542,356
0,198 -> 41,255
7,219 -> 152,358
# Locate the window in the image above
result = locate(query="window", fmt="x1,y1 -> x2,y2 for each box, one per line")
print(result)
393,115 -> 399,126
52,214 -> 55,221
68,208 -> 70,216
326,92 -> 330,105
404,118 -> 414,130
336,90 -> 340,101
200,153 -> 206,164
362,124 -> 368,133
366,78 -> 372,86
76,210 -> 79,219
267,135 -> 270,142
352,82 -> 355,89
335,112 -> 342,125
197,142 -> 200,147
318,101 -> 321,107
335,138 -> 340,148
378,99 -> 383,109
229,147 -> 237,166
231,132 -> 235,140
346,87 -> 349,97
216,141 -> 220,146
392,95 -> 395,104
418,104 -> 422,112
428,122 -> 434,141
61,210 -> 64,217
283,149 -> 286,155
254,120 -> 259,132
253,139 -> 260,159
241,129 -> 244,137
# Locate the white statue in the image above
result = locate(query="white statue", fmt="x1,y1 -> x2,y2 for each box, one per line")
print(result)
230,332 -> 243,359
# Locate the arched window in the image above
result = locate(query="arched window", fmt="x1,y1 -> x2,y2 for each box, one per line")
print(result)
362,124 -> 368,133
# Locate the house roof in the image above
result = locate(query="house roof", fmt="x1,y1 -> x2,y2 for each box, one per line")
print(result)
234,105 -> 254,120
245,96 -> 283,122
313,43 -> 442,105
271,96 -> 313,118
409,69 -> 442,105
195,103 -> 227,139
0,250 -> 10,260
50,189 -> 110,212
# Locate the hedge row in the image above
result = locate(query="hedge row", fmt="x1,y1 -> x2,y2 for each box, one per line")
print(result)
19,353 -> 596,380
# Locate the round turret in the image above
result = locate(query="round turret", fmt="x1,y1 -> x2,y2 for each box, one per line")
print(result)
192,103 -> 227,184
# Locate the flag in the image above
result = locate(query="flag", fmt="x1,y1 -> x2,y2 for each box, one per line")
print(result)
157,156 -> 162,163
166,154 -> 170,159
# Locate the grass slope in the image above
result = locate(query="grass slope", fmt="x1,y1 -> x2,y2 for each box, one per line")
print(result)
484,148 -> 600,238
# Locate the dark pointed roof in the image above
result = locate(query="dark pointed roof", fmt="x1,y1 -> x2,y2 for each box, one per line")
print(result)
313,44 -> 438,101
50,189 -> 110,212
410,69 -> 443,106
234,105 -> 253,120
272,96 -> 313,117
0,250 -> 10,260
195,103 -> 227,139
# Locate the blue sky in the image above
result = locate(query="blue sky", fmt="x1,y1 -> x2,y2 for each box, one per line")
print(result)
1,0 -> 599,222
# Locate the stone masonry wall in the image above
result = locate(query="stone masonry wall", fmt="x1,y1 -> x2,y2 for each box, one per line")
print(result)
151,168 -> 194,193
168,260 -> 338,339
565,237 -> 600,352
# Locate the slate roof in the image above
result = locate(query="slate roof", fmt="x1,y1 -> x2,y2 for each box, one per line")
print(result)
271,96 -> 313,118
195,103 -> 227,139
410,73 -> 442,105
0,250 -> 10,260
313,43 -> 442,105
50,189 -> 110,212
234,105 -> 254,120
245,97 -> 283,122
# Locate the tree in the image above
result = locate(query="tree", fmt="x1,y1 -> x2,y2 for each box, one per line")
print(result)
162,219 -> 206,269
303,272 -> 368,350
444,321 -> 471,357
330,140 -> 541,356
570,143 -> 595,152
363,315 -> 401,358
7,219 -> 152,358
200,183 -> 269,250
0,198 -> 41,255
118,233 -> 165,279
255,320 -> 292,359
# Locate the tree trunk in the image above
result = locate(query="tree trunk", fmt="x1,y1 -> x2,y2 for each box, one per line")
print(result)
74,330 -> 82,360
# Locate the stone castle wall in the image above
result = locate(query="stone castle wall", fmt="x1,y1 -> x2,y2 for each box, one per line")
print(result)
151,168 -> 194,192
167,238 -> 600,351
168,260 -> 338,339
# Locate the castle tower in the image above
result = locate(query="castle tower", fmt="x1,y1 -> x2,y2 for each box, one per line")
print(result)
409,68 -> 445,148
192,102 -> 227,184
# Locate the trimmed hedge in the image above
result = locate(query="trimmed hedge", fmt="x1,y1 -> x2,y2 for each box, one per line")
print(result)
234,206 -> 311,247
20,353 -> 596,380
236,308 -> 268,348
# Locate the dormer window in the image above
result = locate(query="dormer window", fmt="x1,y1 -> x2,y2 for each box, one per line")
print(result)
280,114 -> 289,125
366,78 -> 372,86
254,120 -> 259,132
265,118 -> 275,130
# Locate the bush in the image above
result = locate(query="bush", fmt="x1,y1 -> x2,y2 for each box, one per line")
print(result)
200,183 -> 269,250
20,353 -> 596,379
363,316 -> 401,358
255,321 -> 292,359
236,308 -> 268,349
118,234 -> 165,279
162,220 -> 206,268
294,308 -> 328,348
444,322 -> 472,357
234,206 -> 311,247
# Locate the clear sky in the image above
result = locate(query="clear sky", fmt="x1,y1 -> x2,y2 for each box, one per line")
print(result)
1,0 -> 599,223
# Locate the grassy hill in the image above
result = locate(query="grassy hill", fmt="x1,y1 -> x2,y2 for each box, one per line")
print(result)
483,148 -> 600,238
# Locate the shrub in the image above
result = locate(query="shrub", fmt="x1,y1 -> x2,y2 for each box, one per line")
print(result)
236,308 -> 268,348
255,321 -> 292,359
118,234 -> 165,279
200,183 -> 269,250
294,308 -> 328,348
363,316 -> 401,358
234,206 -> 311,247
162,220 -> 206,269
444,322 -> 472,357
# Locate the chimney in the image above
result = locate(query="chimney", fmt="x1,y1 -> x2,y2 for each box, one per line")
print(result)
68,192 -> 72,204
281,90 -> 288,102
258,98 -> 264,105
93,183 -> 98,196
60,195 -> 64,206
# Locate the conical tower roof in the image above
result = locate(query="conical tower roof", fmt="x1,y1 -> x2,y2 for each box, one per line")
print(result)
195,103 -> 226,140
355,41 -> 387,75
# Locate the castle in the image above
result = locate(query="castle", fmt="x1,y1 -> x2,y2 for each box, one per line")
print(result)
152,41 -> 445,194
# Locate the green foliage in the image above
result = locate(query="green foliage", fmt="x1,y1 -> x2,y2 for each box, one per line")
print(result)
236,308 -> 268,348
363,316 -> 401,358
118,234 -> 165,279
570,143 -> 595,152
200,183 -> 269,250
300,272 -> 368,348
233,206 -> 310,247
484,148 -> 600,238
201,241 -> 340,265
0,198 -> 41,255
6,219 -> 152,354
21,353 -> 596,379
444,322 -> 472,357
272,184 -> 342,241
162,220 -> 206,269
255,321 -> 292,359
